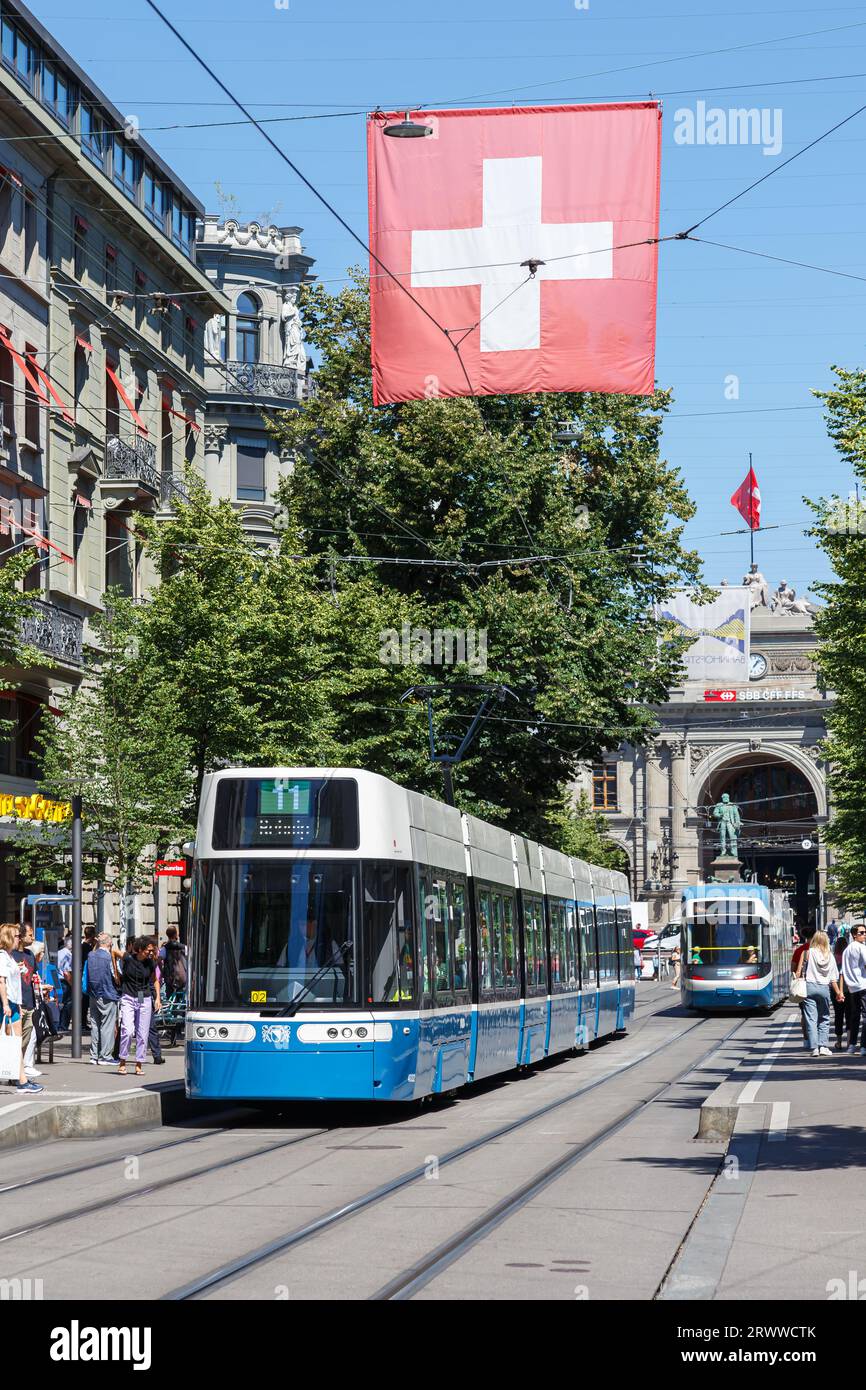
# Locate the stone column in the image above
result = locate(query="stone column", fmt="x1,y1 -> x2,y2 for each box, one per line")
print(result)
668,740 -> 688,893
203,424 -> 228,496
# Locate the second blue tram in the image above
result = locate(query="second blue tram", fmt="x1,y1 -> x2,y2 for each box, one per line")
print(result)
680,882 -> 792,1011
185,768 -> 635,1102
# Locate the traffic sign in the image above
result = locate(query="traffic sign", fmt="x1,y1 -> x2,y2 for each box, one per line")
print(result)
154,860 -> 186,878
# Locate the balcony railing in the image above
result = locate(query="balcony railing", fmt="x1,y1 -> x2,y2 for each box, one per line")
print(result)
159,472 -> 190,507
20,599 -> 84,667
223,361 -> 298,398
105,434 -> 159,492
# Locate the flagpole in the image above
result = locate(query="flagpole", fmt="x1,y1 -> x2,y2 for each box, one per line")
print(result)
749,452 -> 755,568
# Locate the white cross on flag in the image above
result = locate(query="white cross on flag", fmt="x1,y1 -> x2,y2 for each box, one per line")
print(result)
368,103 -> 661,406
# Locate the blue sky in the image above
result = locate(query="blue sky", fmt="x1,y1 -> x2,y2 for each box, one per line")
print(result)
28,0 -> 866,599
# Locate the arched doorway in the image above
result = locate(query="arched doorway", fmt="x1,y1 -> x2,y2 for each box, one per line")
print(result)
698,753 -> 820,931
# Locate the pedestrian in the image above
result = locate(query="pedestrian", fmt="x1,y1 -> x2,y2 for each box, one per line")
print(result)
144,938 -> 165,1066
842,923 -> 866,1056
11,922 -> 40,1079
57,932 -> 73,1032
670,943 -> 681,989
81,925 -> 97,1031
833,930 -> 848,1051
86,932 -> 120,1067
0,923 -> 43,1092
160,926 -> 188,995
797,929 -> 843,1057
117,938 -> 158,1077
633,944 -> 642,981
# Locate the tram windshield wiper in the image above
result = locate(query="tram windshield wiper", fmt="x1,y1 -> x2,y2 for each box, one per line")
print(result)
277,939 -> 354,1017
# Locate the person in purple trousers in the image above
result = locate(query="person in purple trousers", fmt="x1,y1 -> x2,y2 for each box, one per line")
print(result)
117,938 -> 159,1077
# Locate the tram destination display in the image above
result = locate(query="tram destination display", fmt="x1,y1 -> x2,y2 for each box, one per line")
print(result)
212,777 -> 360,850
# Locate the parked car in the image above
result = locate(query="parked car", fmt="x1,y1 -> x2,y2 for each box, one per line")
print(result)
642,923 -> 681,954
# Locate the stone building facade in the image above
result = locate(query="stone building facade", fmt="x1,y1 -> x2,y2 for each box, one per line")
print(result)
577,583 -> 834,935
0,0 -> 228,927
195,217 -> 315,546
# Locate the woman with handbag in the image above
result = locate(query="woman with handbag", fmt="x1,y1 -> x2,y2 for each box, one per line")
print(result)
797,929 -> 844,1057
0,923 -> 43,1092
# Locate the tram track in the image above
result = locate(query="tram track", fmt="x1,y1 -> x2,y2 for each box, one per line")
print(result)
163,1011 -> 733,1301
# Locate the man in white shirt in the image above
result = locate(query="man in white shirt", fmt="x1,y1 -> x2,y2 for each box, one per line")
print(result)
57,933 -> 73,1033
841,924 -> 866,1054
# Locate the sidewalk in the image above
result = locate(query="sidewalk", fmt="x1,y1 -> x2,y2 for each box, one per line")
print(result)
0,1029 -> 186,1149
661,1005 -> 866,1300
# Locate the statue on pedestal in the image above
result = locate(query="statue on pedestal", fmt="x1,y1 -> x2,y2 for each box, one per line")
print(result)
713,792 -> 742,858
280,286 -> 307,375
771,580 -> 815,616
742,563 -> 769,609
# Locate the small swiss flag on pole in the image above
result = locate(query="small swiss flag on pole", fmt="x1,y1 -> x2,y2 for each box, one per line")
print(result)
367,103 -> 662,405
731,462 -> 761,531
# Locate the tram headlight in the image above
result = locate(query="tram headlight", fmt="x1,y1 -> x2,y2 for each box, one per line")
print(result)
195,1026 -> 206,1039
341,1027 -> 353,1038
356,1026 -> 368,1038
207,1027 -> 217,1038
218,1027 -> 228,1038
327,1027 -> 338,1039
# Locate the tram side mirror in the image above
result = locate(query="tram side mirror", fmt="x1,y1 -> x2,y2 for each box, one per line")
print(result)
182,841 -> 195,856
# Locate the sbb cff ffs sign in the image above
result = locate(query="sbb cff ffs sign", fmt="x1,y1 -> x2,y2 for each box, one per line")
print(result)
154,860 -> 186,878
704,690 -> 737,702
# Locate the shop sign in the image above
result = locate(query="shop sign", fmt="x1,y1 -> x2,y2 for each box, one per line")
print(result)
704,688 -> 813,703
0,792 -> 71,821
154,860 -> 186,878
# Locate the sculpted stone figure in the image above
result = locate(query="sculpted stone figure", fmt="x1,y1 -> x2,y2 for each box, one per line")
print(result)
713,792 -> 742,857
204,314 -> 222,362
772,580 -> 815,616
742,563 -> 769,609
280,286 -> 307,374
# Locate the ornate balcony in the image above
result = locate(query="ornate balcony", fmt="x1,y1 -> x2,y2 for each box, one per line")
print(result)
20,598 -> 83,667
159,472 -> 190,507
223,360 -> 298,399
105,434 -> 159,493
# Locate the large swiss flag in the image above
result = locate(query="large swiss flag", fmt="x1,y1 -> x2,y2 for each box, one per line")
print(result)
368,103 -> 662,406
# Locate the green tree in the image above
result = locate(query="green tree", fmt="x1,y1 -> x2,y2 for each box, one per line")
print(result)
11,596 -> 193,930
268,270 -> 705,843
546,789 -> 630,870
811,366 -> 866,907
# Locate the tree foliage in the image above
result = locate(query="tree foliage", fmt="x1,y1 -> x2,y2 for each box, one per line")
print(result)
267,269 -> 705,846
811,366 -> 866,907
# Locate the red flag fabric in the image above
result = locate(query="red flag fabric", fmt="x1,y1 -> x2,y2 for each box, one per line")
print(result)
731,467 -> 761,530
368,103 -> 662,406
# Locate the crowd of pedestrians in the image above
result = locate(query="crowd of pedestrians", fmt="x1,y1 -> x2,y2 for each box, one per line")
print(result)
1,921 -> 187,1084
792,922 -> 866,1057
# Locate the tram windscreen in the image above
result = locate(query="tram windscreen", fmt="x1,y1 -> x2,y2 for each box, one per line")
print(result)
687,898 -> 763,968
211,777 -> 359,850
192,859 -> 358,1007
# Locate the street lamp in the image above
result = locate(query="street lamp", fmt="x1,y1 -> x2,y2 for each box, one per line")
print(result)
383,112 -> 433,139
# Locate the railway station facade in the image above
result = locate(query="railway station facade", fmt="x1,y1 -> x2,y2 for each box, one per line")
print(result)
578,585 -> 834,935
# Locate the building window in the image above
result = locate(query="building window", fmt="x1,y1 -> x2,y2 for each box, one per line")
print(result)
592,762 -> 618,811
23,344 -> 40,446
236,443 -> 266,502
105,360 -> 120,438
22,190 -> 36,271
72,491 -> 90,595
0,339 -> 14,435
112,138 -> 140,199
41,61 -> 69,124
161,402 -> 173,476
105,510 -> 136,596
73,340 -> 89,420
73,214 -> 87,279
235,293 -> 260,363
80,105 -> 106,167
2,22 -> 34,90
105,243 -> 117,293
0,177 -> 13,246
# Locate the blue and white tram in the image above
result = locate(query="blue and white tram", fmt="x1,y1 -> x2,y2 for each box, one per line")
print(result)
680,882 -> 793,1012
185,769 -> 636,1103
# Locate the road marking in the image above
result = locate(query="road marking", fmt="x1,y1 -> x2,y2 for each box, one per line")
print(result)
768,1100 -> 790,1141
736,1019 -> 799,1105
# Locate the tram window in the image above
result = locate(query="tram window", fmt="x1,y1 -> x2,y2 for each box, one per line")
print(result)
450,880 -> 470,993
579,904 -> 597,984
432,878 -> 451,994
549,898 -> 568,993
364,863 -> 414,1006
494,894 -> 517,990
492,893 -> 506,989
602,906 -> 617,980
565,904 -> 579,989
524,893 -> 547,994
477,886 -> 494,992
418,873 -> 432,1003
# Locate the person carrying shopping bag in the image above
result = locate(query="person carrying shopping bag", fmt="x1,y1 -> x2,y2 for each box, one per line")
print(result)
0,923 -> 43,1092
797,929 -> 844,1057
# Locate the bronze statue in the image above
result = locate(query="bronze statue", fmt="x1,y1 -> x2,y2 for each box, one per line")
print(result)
713,792 -> 742,857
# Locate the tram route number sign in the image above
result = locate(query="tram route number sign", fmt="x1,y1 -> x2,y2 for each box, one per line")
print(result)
154,860 -> 186,878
